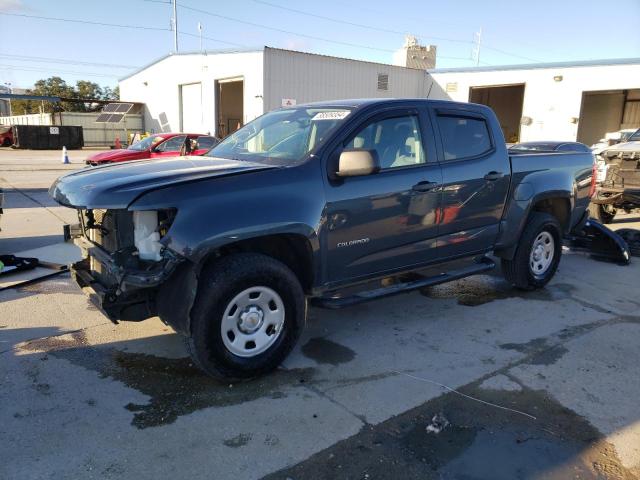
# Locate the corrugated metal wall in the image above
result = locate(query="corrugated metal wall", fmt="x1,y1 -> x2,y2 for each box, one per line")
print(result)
0,112 -> 144,146
56,112 -> 144,147
0,113 -> 53,125
263,48 -> 432,112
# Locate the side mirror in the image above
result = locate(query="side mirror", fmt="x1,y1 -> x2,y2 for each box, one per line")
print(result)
337,149 -> 380,177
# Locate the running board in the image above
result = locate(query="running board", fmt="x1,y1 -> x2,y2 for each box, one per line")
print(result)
313,257 -> 496,309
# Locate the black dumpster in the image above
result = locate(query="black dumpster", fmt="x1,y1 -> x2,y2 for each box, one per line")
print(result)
12,125 -> 84,150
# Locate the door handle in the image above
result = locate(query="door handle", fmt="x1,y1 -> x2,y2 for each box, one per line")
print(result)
412,181 -> 438,193
484,171 -> 504,181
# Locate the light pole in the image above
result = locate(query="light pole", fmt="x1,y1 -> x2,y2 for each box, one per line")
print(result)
172,0 -> 179,53
4,82 -> 12,117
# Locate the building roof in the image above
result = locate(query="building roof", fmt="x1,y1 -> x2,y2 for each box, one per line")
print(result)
118,47 -> 263,81
119,46 -> 427,82
429,57 -> 640,74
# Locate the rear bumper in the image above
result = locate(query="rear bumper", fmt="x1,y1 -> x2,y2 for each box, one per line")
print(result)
71,236 -> 183,322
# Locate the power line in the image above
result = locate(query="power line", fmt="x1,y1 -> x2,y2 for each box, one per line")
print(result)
249,0 -> 471,45
178,4 -> 397,54
180,31 -> 247,48
176,3 -> 473,61
0,64 -> 119,78
0,54 -> 137,70
0,12 -> 249,49
247,0 -> 540,62
0,12 -> 170,32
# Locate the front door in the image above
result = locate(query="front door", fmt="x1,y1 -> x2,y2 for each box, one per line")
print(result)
323,109 -> 442,284
431,107 -> 511,258
150,135 -> 188,158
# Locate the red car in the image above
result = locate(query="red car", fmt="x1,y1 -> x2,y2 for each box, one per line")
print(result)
85,133 -> 218,165
0,125 -> 13,147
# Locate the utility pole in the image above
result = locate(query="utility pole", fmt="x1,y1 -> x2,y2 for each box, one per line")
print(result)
172,0 -> 179,53
473,28 -> 482,66
197,22 -> 203,52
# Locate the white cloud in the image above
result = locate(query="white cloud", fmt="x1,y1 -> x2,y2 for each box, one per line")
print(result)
0,0 -> 25,13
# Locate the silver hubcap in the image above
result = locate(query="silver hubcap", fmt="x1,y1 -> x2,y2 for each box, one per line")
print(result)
530,231 -> 555,276
221,286 -> 285,358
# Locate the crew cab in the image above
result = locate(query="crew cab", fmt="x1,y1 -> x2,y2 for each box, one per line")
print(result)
85,133 -> 219,165
50,99 -> 595,381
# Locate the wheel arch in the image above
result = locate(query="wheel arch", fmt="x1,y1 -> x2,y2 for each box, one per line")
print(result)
495,191 -> 572,260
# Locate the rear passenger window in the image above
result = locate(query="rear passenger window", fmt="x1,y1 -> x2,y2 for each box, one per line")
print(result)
436,115 -> 492,161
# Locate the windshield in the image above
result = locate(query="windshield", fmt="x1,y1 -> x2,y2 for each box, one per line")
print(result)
128,135 -> 164,151
207,107 -> 352,163
628,129 -> 640,142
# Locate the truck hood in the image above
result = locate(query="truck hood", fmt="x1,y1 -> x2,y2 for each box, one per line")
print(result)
603,140 -> 640,155
86,149 -> 148,163
49,156 -> 276,209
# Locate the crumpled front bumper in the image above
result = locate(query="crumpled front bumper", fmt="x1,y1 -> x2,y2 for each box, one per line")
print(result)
591,187 -> 640,206
71,236 -> 183,322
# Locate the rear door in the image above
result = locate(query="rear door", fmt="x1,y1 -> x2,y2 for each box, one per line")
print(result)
430,107 -> 511,258
192,135 -> 218,155
323,107 -> 442,284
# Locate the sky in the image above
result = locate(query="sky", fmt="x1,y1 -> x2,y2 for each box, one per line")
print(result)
1,0 -> 639,90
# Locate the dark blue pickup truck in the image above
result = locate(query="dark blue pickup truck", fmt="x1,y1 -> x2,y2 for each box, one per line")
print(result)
50,99 -> 595,380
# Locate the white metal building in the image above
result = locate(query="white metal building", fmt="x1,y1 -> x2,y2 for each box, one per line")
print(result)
428,58 -> 640,145
119,47 -> 435,138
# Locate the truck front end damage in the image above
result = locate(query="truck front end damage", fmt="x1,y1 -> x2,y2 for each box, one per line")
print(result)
69,208 -> 183,322
593,147 -> 640,210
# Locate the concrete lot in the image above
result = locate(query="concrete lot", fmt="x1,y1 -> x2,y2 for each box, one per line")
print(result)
1,148 -> 639,479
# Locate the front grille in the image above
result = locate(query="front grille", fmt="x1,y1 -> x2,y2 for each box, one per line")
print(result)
604,162 -> 640,189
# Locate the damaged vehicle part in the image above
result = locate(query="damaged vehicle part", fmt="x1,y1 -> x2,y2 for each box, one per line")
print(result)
566,219 -> 631,265
590,128 -> 640,223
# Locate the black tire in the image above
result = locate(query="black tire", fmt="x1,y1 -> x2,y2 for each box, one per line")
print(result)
501,212 -> 562,290
588,202 -> 616,224
2,138 -> 11,147
186,253 -> 305,381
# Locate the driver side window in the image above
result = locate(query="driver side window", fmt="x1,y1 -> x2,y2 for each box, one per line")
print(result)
345,115 -> 425,169
155,135 -> 186,152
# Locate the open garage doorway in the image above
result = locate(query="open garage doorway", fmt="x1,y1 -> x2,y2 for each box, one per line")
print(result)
216,78 -> 244,138
469,84 -> 525,143
577,89 -> 640,146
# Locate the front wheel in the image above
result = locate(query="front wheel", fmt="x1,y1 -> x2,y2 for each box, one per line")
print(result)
186,253 -> 305,381
588,202 -> 616,224
501,212 -> 562,290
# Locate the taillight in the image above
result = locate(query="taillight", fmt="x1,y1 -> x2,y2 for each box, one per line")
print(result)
589,161 -> 597,198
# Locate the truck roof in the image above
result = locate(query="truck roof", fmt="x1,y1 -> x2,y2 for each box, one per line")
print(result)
296,98 -> 475,110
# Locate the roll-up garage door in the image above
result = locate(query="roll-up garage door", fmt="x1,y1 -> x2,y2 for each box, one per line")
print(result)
180,83 -> 202,133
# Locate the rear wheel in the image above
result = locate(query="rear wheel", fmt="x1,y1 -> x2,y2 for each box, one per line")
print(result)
2,138 -> 11,147
588,202 -> 616,224
501,212 -> 562,290
186,253 -> 305,381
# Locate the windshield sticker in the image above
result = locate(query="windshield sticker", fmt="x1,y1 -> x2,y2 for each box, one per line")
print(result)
312,111 -> 350,121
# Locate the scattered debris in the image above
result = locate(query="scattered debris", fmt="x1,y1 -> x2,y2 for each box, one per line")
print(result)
426,413 -> 450,434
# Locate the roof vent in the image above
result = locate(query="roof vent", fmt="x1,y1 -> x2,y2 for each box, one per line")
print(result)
377,73 -> 389,91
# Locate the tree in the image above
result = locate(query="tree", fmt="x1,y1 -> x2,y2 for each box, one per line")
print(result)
7,77 -> 121,115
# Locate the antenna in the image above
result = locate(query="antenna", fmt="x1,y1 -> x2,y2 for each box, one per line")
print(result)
472,28 -> 482,66
172,0 -> 179,53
